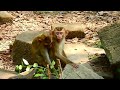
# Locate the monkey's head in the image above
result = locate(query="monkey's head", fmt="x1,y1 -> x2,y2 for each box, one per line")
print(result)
44,36 -> 51,45
51,27 -> 68,42
38,34 -> 51,46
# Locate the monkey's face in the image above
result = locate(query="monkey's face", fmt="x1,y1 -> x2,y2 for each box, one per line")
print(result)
52,27 -> 67,42
55,31 -> 64,40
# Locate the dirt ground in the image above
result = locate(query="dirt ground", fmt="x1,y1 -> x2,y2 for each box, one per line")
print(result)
0,11 -> 119,73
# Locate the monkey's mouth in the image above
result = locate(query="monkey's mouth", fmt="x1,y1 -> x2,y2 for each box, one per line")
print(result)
57,37 -> 62,40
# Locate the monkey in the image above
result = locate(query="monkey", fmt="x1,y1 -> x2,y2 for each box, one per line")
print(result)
31,27 -> 79,69
49,27 -> 79,69
31,31 -> 52,67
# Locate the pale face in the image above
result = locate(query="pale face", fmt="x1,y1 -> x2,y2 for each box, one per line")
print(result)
55,30 -> 64,40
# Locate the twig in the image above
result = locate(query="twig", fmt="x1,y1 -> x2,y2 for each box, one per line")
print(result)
57,59 -> 62,79
47,64 -> 51,79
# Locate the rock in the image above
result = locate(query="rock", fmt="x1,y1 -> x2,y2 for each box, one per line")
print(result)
96,71 -> 113,79
0,68 -> 36,79
0,11 -> 14,24
52,23 -> 85,39
0,69 -> 17,79
10,68 -> 36,79
64,43 -> 88,63
62,64 -> 104,79
11,31 -> 42,65
82,62 -> 93,71
97,11 -> 109,16
98,23 -> 120,65
64,43 -> 105,64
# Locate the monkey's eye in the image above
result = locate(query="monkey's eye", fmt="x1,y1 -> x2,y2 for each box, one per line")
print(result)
56,32 -> 60,35
59,32 -> 63,34
56,32 -> 63,35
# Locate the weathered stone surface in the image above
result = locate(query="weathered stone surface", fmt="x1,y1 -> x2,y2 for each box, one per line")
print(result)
0,11 -> 14,24
52,23 -> 85,39
0,69 -> 18,79
10,68 -> 36,79
62,64 -> 104,79
95,71 -> 113,79
64,43 -> 105,64
11,31 -> 42,65
98,23 -> 120,65
82,62 -> 93,71
0,68 -> 36,79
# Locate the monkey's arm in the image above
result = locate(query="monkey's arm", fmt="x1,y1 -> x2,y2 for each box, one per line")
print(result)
55,52 -> 73,64
40,47 -> 52,65
55,52 -> 79,68
62,50 -> 67,57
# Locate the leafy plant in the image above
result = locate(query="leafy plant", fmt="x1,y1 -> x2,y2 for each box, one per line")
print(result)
15,58 -> 61,79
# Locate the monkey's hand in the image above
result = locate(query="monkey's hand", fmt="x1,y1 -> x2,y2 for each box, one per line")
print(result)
70,63 -> 79,69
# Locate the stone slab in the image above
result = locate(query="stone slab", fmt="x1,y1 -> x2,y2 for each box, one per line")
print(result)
62,64 -> 103,79
98,23 -> 120,65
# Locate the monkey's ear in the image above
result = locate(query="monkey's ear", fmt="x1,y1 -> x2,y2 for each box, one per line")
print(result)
65,30 -> 69,35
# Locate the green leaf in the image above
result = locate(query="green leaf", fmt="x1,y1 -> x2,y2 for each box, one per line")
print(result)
15,65 -> 19,72
34,74 -> 45,77
50,65 -> 54,69
51,60 -> 55,66
43,68 -> 46,71
33,63 -> 38,68
15,65 -> 19,69
39,66 -> 44,69
19,65 -> 23,70
22,58 -> 29,65
26,65 -> 31,71
42,77 -> 49,79
38,68 -> 44,72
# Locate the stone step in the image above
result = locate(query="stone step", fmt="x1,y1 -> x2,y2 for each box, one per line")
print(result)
62,64 -> 103,79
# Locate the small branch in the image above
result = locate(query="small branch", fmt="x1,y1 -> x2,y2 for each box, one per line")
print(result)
57,59 -> 62,79
47,64 -> 51,79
